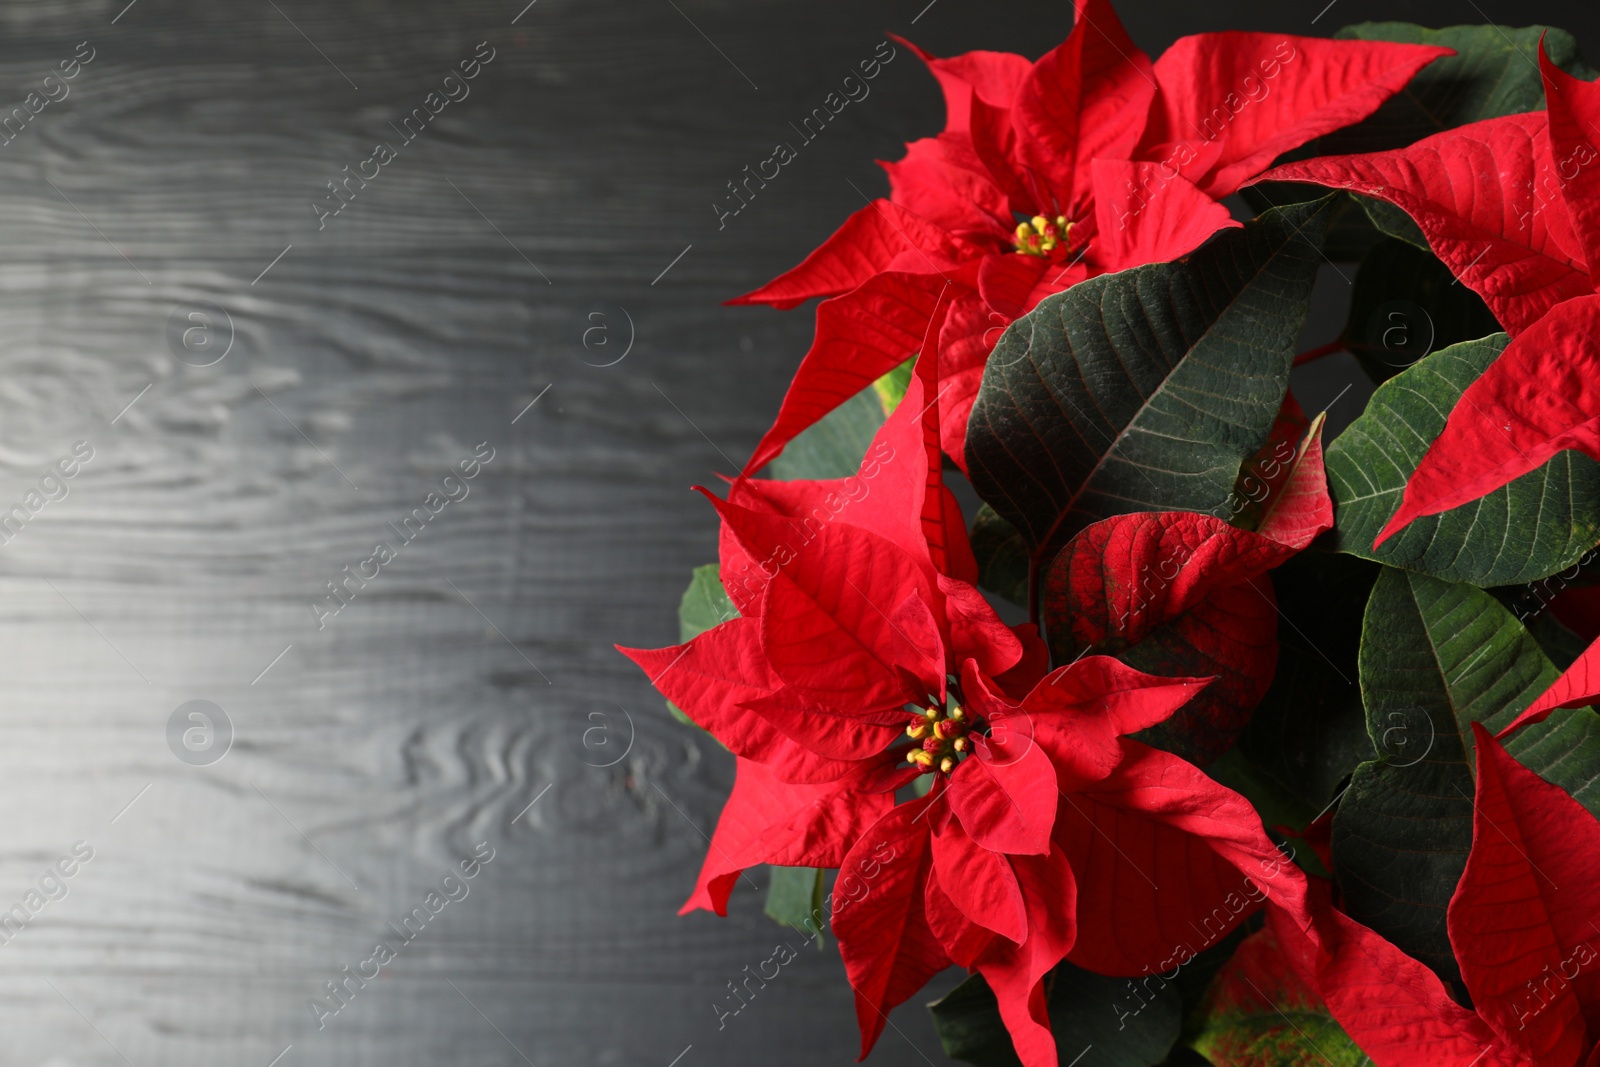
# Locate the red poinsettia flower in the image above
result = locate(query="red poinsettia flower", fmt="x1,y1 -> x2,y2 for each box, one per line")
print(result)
1272,726 -> 1600,1067
1260,44 -> 1600,544
622,330 -> 1310,1066
732,0 -> 1449,472
832,660 -> 1313,1067
619,305 -> 1047,913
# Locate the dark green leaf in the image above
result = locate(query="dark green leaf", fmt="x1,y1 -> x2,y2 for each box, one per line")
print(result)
929,975 -> 1019,1067
1484,547 -> 1600,639
1342,238 -> 1501,383
1501,707 -> 1600,815
1520,610 -> 1589,670
1245,187 -> 1410,254
1334,568 -> 1600,991
1357,197 -> 1428,252
1237,187 -> 1384,262
1324,334 -> 1600,586
1240,553 -> 1377,813
970,504 -> 1029,607
966,198 -> 1332,574
930,966 -> 1180,1067
1324,22 -> 1595,154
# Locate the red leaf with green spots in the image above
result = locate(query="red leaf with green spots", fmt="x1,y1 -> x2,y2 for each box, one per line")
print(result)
1041,500 -> 1330,763
1191,925 -> 1369,1066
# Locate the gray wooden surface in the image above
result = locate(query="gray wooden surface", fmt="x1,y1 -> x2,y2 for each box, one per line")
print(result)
0,1 -> 1587,1065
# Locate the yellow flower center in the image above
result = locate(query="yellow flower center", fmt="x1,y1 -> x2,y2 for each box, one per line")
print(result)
905,699 -> 971,775
1014,215 -> 1071,257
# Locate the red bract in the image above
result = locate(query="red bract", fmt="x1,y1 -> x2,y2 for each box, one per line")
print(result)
1043,417 -> 1332,762
621,312 -> 1036,912
1253,409 -> 1332,549
732,0 -> 1447,472
831,658 -> 1228,1065
1279,727 -> 1600,1067
622,313 -> 1028,873
622,341 -> 1307,1065
1262,45 -> 1600,544
1498,628 -> 1600,736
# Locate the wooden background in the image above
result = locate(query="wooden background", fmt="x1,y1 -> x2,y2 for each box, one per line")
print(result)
0,0 -> 1587,1064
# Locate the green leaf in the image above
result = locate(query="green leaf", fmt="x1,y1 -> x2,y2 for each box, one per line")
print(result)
678,563 -> 736,642
1357,197 -> 1428,252
763,866 -> 824,946
1342,238 -> 1501,384
1521,610 -> 1588,670
1499,707 -> 1600,814
966,198 -> 1332,576
930,966 -> 1180,1067
1334,568 -> 1600,991
1312,23 -> 1595,256
1189,926 -> 1367,1067
1239,553 -> 1377,814
769,361 -> 911,480
1324,334 -> 1600,586
1324,22 -> 1595,154
667,564 -> 739,730
929,975 -> 1020,1067
1496,550 -> 1600,643
1242,186 -> 1417,255
970,504 -> 1029,607
664,701 -> 699,728
873,357 -> 915,416
1237,187 -> 1385,262
770,386 -> 886,480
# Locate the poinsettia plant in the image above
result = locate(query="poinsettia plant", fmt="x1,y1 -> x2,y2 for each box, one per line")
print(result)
623,3 -> 1600,1065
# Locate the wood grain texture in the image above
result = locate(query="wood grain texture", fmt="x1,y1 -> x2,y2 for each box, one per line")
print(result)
0,1 -> 1586,1065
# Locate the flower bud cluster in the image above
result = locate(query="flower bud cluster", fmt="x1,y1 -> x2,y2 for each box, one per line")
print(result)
905,699 -> 972,775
